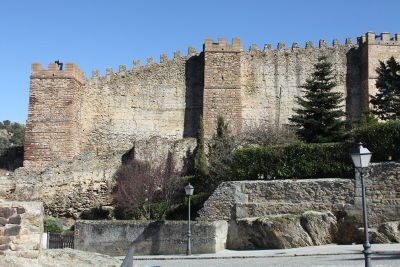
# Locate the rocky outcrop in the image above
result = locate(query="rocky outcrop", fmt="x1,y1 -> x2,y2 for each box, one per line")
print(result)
1,248 -> 122,267
227,210 -> 400,250
227,211 -> 337,249
300,211 -> 337,246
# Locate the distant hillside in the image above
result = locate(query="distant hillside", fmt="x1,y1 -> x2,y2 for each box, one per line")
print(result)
0,120 -> 24,171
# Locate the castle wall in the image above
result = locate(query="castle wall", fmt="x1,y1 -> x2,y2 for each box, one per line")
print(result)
80,51 -> 203,154
23,32 -> 400,168
240,39 -> 362,128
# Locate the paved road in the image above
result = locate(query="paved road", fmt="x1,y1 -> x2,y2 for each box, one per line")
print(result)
133,253 -> 400,267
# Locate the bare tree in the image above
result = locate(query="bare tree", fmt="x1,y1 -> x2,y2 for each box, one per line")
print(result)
238,123 -> 298,147
112,151 -> 182,220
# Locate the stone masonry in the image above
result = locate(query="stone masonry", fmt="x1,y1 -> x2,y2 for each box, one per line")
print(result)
74,220 -> 228,256
23,31 -> 400,168
203,38 -> 242,136
198,162 -> 400,225
0,201 -> 43,258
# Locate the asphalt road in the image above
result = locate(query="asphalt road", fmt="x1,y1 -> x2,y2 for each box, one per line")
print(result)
133,253 -> 400,267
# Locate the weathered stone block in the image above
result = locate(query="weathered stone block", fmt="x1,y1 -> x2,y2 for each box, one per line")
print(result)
0,236 -> 10,245
0,217 -> 8,225
4,225 -> 21,236
8,215 -> 21,225
17,207 -> 26,214
0,207 -> 14,218
0,244 -> 9,251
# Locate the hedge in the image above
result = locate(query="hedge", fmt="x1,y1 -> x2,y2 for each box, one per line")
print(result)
353,121 -> 400,162
232,142 -> 354,180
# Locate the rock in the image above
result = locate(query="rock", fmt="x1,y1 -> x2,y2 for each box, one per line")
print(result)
300,211 -> 337,245
228,214 -> 313,249
4,225 -> 21,236
335,210 -> 363,244
0,207 -> 15,218
0,216 -> 8,225
377,221 -> 399,242
2,248 -> 123,267
8,215 -> 21,224
357,227 -> 391,244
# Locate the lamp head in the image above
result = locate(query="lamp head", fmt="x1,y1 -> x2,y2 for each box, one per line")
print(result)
350,142 -> 372,169
185,183 -> 194,196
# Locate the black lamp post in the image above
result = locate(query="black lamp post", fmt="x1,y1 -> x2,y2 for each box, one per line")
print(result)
350,142 -> 372,267
184,183 -> 194,255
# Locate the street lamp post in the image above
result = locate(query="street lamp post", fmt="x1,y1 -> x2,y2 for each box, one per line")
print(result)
184,183 -> 194,256
350,142 -> 372,267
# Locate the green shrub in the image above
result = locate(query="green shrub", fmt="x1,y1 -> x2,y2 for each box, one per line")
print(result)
44,216 -> 64,233
353,121 -> 400,161
232,142 -> 354,180
166,192 -> 209,220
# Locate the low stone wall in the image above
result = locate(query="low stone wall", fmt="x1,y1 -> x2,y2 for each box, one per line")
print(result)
198,162 -> 400,225
361,162 -> 400,224
198,178 -> 355,221
74,220 -> 228,256
0,201 -> 43,258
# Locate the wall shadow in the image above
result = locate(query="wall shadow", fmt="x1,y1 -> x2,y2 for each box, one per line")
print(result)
183,53 -> 204,138
0,146 -> 23,171
345,47 -> 362,123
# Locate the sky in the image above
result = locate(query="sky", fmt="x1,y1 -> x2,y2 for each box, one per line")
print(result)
1,0 -> 399,123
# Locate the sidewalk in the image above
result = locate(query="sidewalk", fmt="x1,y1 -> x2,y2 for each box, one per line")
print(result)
126,243 -> 400,260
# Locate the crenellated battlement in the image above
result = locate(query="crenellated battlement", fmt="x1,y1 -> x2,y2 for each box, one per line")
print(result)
246,38 -> 356,54
357,31 -> 400,46
30,63 -> 84,84
90,46 -> 200,79
204,38 -> 242,52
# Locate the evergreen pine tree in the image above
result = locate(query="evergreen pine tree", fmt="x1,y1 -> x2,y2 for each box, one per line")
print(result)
206,116 -> 236,190
289,56 -> 348,143
193,116 -> 208,177
370,56 -> 400,121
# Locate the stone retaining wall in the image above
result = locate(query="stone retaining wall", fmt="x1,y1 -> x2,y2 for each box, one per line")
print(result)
74,220 -> 227,256
0,201 -> 43,258
198,162 -> 400,225
198,178 -> 355,221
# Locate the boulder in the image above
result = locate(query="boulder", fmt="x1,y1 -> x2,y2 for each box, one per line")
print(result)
335,210 -> 363,244
300,211 -> 337,245
227,210 -> 340,250
356,227 -> 391,244
377,221 -> 400,242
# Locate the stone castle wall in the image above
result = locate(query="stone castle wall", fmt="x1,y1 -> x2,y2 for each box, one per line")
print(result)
23,32 -> 400,168
80,50 -> 203,154
240,39 -> 361,126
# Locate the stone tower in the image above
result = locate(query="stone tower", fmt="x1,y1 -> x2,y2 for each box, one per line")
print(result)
24,63 -> 84,169
203,38 -> 242,137
359,32 -> 400,108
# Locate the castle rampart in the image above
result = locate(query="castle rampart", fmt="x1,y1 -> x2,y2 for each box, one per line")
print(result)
23,32 -> 400,168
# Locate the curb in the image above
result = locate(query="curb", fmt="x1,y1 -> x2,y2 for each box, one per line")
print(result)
129,250 -> 400,261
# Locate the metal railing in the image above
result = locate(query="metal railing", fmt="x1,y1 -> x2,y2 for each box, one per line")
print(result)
47,232 -> 74,249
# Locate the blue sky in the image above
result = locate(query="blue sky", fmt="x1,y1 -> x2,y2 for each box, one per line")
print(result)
1,0 -> 399,123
